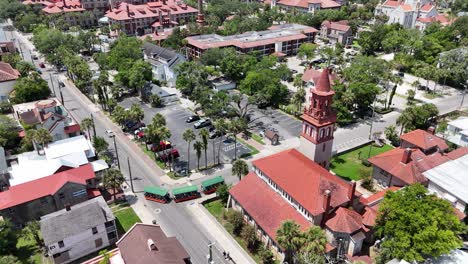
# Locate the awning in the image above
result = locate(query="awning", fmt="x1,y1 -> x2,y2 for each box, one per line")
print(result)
272,51 -> 286,57
144,186 -> 168,196
201,176 -> 224,189
172,185 -> 198,196
64,124 -> 81,134
91,160 -> 109,172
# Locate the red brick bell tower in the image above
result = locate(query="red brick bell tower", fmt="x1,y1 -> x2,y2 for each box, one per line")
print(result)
298,68 -> 336,169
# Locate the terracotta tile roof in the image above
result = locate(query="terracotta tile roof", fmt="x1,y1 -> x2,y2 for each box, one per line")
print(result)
0,62 -> 20,82
274,0 -> 341,9
325,207 -> 363,234
42,0 -> 85,14
417,15 -> 455,25
302,68 -> 337,84
314,68 -> 334,95
420,3 -> 434,12
368,148 -> 449,185
359,186 -> 400,206
382,0 -> 399,7
116,223 -> 190,264
400,4 -> 413,11
361,205 -> 379,227
446,147 -> 468,160
321,20 -> 351,32
348,255 -> 373,264
229,172 -> 311,242
325,243 -> 336,253
400,129 -> 449,152
253,149 -> 353,215
0,164 -> 95,210
105,1 -> 197,21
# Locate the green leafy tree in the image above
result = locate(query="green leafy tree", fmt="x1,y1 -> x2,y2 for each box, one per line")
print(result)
0,115 -> 19,148
0,219 -> 18,255
0,255 -> 21,264
150,94 -> 163,107
396,103 -> 438,134
226,209 -> 244,235
406,89 -> 416,106
112,105 -> 128,126
182,129 -> 196,174
12,73 -> 51,103
15,61 -> 35,77
199,48 -> 224,68
291,86 -> 306,113
22,220 -> 43,247
241,224 -> 259,252
297,43 -> 317,61
258,247 -> 275,264
128,60 -> 152,97
232,159 -> 249,181
193,141 -> 203,171
129,104 -> 144,123
107,36 -> 143,71
98,249 -> 110,264
296,226 -> 327,264
276,220 -> 304,264
384,125 -> 400,146
376,184 -> 463,263
103,168 -> 125,201
216,183 -> 230,205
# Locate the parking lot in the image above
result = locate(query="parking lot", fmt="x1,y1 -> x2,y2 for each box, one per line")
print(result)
120,97 -> 251,172
247,106 -> 302,141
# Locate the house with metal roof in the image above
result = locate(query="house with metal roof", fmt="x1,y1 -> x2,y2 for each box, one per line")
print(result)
40,196 -> 117,264
142,42 -> 186,87
445,116 -> 468,147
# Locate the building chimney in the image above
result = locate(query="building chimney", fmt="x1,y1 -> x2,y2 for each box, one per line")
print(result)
321,190 -> 331,227
427,126 -> 435,135
348,180 -> 356,201
65,204 -> 71,211
147,239 -> 157,251
162,0 -> 166,5
126,4 -> 130,16
62,0 -> 66,7
401,148 -> 412,164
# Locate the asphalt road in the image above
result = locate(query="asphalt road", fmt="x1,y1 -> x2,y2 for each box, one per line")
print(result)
5,25 -> 232,264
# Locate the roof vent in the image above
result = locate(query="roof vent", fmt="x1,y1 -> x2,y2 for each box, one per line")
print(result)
147,239 -> 157,251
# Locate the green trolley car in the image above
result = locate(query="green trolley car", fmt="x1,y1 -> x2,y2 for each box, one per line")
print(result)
201,176 -> 225,194
172,185 -> 200,203
144,186 -> 170,203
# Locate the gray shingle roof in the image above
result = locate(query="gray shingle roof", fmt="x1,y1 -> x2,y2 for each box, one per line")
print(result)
142,42 -> 179,61
40,196 -> 114,245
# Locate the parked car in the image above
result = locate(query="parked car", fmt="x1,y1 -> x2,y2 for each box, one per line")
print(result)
39,62 -> 45,68
151,141 -> 172,152
418,84 -> 429,91
58,81 -> 65,88
299,61 -> 310,66
32,55 -> 38,60
105,130 -> 114,137
159,149 -> 180,161
394,72 -> 404,77
129,122 -> 146,132
35,68 -> 42,74
291,69 -> 298,74
194,119 -> 211,129
209,128 -> 220,139
134,127 -> 146,135
123,120 -> 136,131
186,115 -> 200,123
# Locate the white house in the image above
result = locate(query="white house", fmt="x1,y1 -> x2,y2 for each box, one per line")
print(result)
423,149 -> 468,215
13,98 -> 81,141
445,117 -> 468,147
142,42 -> 186,88
40,196 -> 118,264
0,62 -> 20,102
210,77 -> 236,92
374,0 -> 440,29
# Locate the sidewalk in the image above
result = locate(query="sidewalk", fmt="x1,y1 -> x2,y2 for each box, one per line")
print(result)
186,202 -> 256,264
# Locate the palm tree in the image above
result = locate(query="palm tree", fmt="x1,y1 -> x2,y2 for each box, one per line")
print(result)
396,107 -> 414,135
276,220 -> 304,264
22,221 -> 43,247
182,129 -> 196,174
291,86 -> 306,113
199,128 -> 209,169
152,113 -> 166,127
297,226 -> 327,264
158,126 -> 172,168
103,168 -> 125,201
232,159 -> 249,181
145,124 -> 162,155
81,117 -> 93,139
33,128 -> 52,155
193,141 -> 203,171
214,119 -> 227,164
129,104 -> 144,123
93,136 -> 109,155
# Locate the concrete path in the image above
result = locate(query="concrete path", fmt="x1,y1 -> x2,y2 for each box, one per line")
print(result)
186,202 -> 257,264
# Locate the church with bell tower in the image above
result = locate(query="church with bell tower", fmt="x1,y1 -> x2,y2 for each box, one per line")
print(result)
298,68 -> 336,169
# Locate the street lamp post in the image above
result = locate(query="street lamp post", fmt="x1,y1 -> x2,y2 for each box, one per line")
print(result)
112,135 -> 121,170
368,96 -> 377,140
90,114 -> 97,138
460,82 -> 467,109
127,157 -> 134,193
49,73 -> 56,96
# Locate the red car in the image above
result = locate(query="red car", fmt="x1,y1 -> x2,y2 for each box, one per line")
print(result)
39,62 -> 46,68
159,149 -> 179,161
151,141 -> 172,152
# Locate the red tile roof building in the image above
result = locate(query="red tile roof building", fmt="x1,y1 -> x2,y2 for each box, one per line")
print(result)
229,69 -> 374,258
369,128 -> 461,188
105,0 -> 198,36
0,62 -> 20,102
186,23 -> 317,58
0,164 -> 97,225
268,0 -> 341,14
320,20 -> 353,46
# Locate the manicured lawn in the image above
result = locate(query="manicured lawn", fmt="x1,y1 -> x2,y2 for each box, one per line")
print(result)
238,138 -> 260,158
331,144 -> 393,181
16,236 -> 43,264
113,207 -> 141,235
251,133 -> 265,145
205,199 -> 224,218
134,140 -> 167,169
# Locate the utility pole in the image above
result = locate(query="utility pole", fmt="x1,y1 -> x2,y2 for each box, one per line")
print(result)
127,157 -> 134,193
206,242 -> 215,264
112,135 -> 121,170
90,114 -> 97,138
460,82 -> 467,109
368,96 -> 377,140
49,73 -> 56,96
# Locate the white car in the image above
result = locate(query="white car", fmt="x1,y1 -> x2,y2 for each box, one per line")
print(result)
134,127 -> 146,135
105,130 -> 114,137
